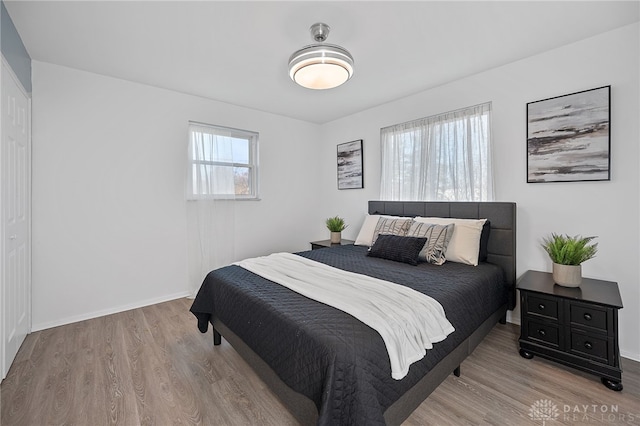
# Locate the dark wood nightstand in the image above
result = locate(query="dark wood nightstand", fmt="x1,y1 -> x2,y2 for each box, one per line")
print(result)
517,270 -> 623,391
310,239 -> 355,250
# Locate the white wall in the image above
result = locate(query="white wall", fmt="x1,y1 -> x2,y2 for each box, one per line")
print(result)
319,23 -> 640,361
31,61 -> 323,330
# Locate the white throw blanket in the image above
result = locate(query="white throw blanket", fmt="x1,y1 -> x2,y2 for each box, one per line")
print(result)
234,252 -> 455,380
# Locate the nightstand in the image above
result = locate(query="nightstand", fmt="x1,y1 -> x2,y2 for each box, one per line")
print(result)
517,270 -> 623,391
310,239 -> 355,250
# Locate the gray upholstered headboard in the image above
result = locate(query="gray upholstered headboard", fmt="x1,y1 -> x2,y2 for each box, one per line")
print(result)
368,201 -> 517,310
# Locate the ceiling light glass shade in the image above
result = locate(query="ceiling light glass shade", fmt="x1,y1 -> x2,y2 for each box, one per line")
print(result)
288,43 -> 354,90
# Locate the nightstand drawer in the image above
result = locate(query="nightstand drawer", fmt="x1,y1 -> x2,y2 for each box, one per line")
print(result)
525,320 -> 560,348
525,294 -> 559,320
569,303 -> 608,332
569,330 -> 609,363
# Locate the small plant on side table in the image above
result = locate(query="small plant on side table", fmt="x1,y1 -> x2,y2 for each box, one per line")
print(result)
541,233 -> 598,287
326,216 -> 348,244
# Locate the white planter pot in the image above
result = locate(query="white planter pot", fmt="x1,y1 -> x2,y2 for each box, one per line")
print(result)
330,232 -> 341,244
552,263 -> 582,287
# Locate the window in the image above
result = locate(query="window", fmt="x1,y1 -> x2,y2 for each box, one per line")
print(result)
380,102 -> 493,201
188,122 -> 259,199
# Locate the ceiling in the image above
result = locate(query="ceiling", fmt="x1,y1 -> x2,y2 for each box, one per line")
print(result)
5,1 -> 639,124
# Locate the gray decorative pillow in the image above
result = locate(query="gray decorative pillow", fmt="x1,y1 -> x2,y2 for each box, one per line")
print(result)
371,217 -> 412,246
406,221 -> 455,265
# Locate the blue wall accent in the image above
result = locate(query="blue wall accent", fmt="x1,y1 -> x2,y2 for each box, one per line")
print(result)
1,1 -> 31,93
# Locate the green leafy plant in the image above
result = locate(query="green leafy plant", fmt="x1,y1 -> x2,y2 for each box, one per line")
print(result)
325,216 -> 348,232
541,233 -> 598,265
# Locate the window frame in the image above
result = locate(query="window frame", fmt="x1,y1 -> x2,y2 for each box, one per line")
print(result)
188,122 -> 260,200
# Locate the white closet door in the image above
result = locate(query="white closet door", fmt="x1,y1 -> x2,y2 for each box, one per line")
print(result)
1,60 -> 31,380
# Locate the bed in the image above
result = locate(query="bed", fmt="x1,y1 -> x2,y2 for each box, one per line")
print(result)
190,201 -> 516,425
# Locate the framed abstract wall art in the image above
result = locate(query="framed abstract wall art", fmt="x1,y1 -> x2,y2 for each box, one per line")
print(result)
527,86 -> 610,183
337,139 -> 363,189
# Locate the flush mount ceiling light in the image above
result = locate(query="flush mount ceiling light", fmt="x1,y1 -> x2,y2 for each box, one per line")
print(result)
288,22 -> 354,90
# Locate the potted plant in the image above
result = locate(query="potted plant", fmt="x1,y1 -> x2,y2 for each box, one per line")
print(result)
325,216 -> 348,244
541,233 -> 598,287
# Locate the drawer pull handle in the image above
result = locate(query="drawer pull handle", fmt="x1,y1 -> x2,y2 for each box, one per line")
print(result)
584,342 -> 593,350
584,313 -> 592,321
538,329 -> 546,337
538,304 -> 545,310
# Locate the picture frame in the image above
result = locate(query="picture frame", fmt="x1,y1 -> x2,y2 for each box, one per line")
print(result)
527,85 -> 610,183
337,139 -> 363,189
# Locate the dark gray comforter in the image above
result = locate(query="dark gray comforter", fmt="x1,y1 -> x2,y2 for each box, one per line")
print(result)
190,245 -> 508,425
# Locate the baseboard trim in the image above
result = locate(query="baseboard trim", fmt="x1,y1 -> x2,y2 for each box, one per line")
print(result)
620,350 -> 640,363
506,311 -> 521,326
31,291 -> 192,332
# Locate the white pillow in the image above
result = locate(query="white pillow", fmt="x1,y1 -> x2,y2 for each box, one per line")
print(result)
355,215 -> 382,246
413,217 -> 487,266
354,214 -> 408,246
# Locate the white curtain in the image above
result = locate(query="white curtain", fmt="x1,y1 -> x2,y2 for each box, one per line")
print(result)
380,102 -> 494,201
186,125 -> 237,296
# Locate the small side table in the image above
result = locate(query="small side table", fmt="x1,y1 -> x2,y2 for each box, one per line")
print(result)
517,270 -> 623,391
310,239 -> 355,250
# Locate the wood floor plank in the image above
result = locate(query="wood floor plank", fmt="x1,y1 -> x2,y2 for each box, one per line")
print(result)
2,298 -> 638,425
102,312 -> 141,425
135,303 -> 202,425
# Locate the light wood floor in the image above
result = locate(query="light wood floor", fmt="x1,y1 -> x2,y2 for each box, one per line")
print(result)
1,298 -> 638,425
